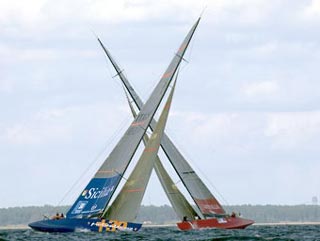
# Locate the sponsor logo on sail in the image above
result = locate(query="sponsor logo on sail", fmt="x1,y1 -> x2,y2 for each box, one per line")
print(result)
91,204 -> 98,211
83,186 -> 115,200
71,201 -> 88,214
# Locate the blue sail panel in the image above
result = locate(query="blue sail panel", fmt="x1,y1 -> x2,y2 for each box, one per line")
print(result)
67,176 -> 120,218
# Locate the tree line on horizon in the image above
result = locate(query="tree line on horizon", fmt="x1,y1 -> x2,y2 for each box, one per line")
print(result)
0,204 -> 319,226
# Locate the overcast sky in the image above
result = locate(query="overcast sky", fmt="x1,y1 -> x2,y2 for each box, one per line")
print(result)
1,0 -> 320,209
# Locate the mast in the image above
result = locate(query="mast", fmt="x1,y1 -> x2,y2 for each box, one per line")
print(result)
98,18 -> 226,217
104,79 -> 177,221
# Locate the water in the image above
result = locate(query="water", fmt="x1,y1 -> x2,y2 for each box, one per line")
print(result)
0,225 -> 319,241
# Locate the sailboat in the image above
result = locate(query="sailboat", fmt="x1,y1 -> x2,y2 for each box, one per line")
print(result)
98,19 -> 254,230
28,17 -> 198,233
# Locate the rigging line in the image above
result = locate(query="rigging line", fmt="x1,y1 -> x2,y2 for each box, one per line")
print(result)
95,35 -> 152,106
113,169 -> 128,181
56,114 -> 132,207
88,27 -> 118,83
180,17 -> 199,74
96,41 -> 125,87
163,126 -> 230,206
197,158 -> 230,206
112,69 -> 125,78
189,150 -> 227,206
174,21 -> 198,74
200,5 -> 208,18
176,35 -> 196,74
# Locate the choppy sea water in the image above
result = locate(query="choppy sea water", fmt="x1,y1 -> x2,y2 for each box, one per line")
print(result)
0,225 -> 319,241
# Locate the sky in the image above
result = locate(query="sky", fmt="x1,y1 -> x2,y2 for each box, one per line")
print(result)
1,0 -> 320,208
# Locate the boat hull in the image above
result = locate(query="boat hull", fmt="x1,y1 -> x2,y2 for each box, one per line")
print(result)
177,216 -> 254,230
29,218 -> 142,232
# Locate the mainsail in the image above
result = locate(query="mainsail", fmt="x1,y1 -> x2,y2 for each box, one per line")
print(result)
98,17 -> 226,217
67,18 -> 200,219
104,79 -> 177,222
123,85 -> 198,221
